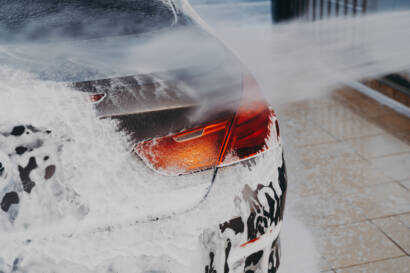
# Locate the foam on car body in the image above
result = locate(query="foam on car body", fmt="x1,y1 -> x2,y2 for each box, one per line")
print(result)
202,143 -> 286,273
0,124 -> 87,226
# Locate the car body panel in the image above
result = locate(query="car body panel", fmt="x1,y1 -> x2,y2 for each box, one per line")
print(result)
0,123 -> 285,272
0,1 -> 287,272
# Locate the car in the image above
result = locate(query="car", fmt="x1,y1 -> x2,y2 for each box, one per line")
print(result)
0,1 -> 287,272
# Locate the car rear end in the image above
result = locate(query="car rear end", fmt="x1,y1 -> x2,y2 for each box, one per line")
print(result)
74,55 -> 287,272
0,0 -> 287,272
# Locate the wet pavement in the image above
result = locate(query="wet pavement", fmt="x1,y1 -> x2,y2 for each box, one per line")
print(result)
191,1 -> 410,271
278,88 -> 410,272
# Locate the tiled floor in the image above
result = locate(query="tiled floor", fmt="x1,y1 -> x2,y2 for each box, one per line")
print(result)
278,88 -> 410,272
190,1 -> 409,271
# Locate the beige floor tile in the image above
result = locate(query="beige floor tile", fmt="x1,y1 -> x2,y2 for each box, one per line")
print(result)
376,114 -> 410,132
318,258 -> 334,273
315,222 -> 404,269
348,100 -> 397,119
372,215 -> 410,255
308,105 -> 384,140
275,97 -> 338,122
277,101 -> 339,124
333,88 -> 369,103
281,117 -> 337,148
319,256 -> 334,271
370,153 -> 410,181
290,141 -> 391,196
329,160 -> 391,190
307,103 -> 360,125
398,213 -> 410,226
296,96 -> 341,110
290,193 -> 366,227
275,95 -> 340,116
346,183 -> 410,219
322,116 -> 383,140
399,180 -> 410,190
279,92 -> 410,272
298,142 -> 363,169
276,107 -> 312,122
336,256 -> 410,273
396,130 -> 410,145
291,160 -> 391,197
334,89 -> 397,118
348,134 -> 410,159
290,167 -> 345,197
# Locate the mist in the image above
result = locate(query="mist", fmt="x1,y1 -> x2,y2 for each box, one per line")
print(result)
191,2 -> 410,273
2,1 -> 410,107
195,8 -> 410,105
1,0 -> 409,272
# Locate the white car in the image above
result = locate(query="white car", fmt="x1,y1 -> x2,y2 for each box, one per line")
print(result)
0,1 -> 287,272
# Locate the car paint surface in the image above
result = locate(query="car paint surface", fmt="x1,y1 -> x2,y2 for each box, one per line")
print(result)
0,1 -> 287,272
0,122 -> 286,272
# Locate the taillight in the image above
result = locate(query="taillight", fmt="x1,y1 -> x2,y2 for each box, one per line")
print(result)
219,73 -> 273,166
135,72 -> 277,175
89,93 -> 106,103
136,120 -> 231,175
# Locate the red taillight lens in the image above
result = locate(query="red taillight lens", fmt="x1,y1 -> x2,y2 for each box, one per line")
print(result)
219,73 -> 273,165
135,72 -> 276,175
90,93 -> 106,103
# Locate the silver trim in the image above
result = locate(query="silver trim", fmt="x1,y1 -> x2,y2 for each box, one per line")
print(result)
346,81 -> 410,118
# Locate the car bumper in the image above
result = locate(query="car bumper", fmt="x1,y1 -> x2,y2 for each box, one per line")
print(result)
202,142 -> 287,273
0,127 -> 286,273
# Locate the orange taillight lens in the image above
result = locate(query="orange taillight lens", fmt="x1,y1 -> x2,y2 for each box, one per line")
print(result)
135,120 -> 232,175
135,72 -> 276,175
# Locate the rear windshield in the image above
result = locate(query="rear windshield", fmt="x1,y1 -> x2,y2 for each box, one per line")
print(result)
0,0 -> 178,42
